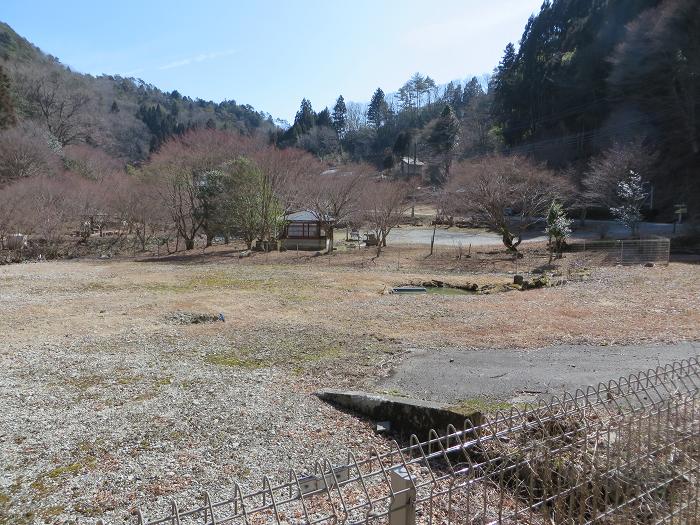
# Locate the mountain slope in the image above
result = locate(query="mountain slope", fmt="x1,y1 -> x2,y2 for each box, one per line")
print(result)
0,21 -> 275,162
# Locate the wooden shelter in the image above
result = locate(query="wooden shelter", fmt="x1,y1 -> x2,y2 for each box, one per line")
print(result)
280,210 -> 334,251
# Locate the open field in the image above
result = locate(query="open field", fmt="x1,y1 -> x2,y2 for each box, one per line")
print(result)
1,245 -> 699,524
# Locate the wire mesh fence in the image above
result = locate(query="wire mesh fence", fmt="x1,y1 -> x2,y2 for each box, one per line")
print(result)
135,356 -> 699,525
566,238 -> 671,266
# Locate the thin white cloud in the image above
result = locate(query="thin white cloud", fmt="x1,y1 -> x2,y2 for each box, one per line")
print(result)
158,49 -> 236,70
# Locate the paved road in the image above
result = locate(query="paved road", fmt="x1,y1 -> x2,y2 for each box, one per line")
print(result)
378,343 -> 699,404
386,220 -> 682,247
386,227 -> 539,247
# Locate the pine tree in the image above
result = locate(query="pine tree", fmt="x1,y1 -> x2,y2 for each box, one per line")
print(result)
423,76 -> 437,105
367,88 -> 389,128
293,98 -> 315,134
0,65 -> 17,130
332,95 -> 347,137
427,105 -> 461,184
409,73 -> 426,107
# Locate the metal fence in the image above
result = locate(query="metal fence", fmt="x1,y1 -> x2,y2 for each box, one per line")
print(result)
567,238 -> 671,266
135,357 -> 699,525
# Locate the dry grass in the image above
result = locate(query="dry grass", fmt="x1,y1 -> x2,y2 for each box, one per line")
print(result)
1,245 -> 699,353
0,245 -> 698,523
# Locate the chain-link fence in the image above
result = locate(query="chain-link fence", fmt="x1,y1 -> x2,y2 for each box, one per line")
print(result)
135,356 -> 699,525
566,238 -> 671,266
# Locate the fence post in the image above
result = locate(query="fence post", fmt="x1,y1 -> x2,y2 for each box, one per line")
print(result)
389,467 -> 416,525
620,240 -> 624,265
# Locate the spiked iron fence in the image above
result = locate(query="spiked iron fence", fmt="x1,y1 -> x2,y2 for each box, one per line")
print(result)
136,357 -> 699,525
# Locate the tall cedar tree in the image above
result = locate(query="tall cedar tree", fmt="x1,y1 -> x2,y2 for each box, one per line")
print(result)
315,107 -> 332,128
462,77 -> 484,106
367,88 -> 389,128
294,98 -> 316,134
332,95 -> 347,137
427,105 -> 461,184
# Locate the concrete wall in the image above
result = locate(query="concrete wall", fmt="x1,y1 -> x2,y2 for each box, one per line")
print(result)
316,389 -> 481,436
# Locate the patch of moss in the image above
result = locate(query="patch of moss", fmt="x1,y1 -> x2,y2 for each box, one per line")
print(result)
142,281 -> 187,293
155,376 -> 173,386
450,398 -> 516,416
379,389 -> 409,398
116,375 -> 140,385
47,457 -> 97,479
74,503 -> 101,517
143,271 -> 289,294
65,375 -> 104,390
81,282 -> 116,292
39,505 -> 65,521
31,457 -> 98,497
29,478 -> 51,497
204,353 -> 269,369
205,337 -> 347,371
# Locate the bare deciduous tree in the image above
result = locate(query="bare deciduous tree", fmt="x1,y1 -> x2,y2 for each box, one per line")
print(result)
20,71 -> 91,146
451,155 -> 572,253
362,181 -> 412,257
304,166 -> 368,252
582,140 -> 656,210
0,122 -> 61,184
146,129 -> 303,250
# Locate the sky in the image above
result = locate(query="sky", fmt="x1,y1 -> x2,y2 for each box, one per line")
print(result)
2,0 -> 542,122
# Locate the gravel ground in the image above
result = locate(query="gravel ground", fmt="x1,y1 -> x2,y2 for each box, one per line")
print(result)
0,253 -> 698,524
0,329 -> 394,525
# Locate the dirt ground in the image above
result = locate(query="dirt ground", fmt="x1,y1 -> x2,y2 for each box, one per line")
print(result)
1,244 -> 699,524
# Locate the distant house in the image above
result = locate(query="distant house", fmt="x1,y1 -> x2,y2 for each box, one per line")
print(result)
400,157 -> 425,178
280,210 -> 334,251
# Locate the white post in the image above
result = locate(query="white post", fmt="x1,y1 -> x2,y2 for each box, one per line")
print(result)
389,467 -> 416,525
620,241 -> 624,265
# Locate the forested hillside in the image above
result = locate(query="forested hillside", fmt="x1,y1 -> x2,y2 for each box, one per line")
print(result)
0,21 -> 274,173
280,0 -> 698,213
276,74 -> 492,178
0,0 -> 698,215
490,0 -> 699,209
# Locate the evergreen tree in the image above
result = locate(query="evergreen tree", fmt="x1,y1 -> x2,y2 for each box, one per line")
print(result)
442,81 -> 463,110
110,100 -> 120,113
367,88 -> 389,128
0,65 -> 16,130
332,95 -> 347,137
462,77 -> 484,107
137,103 -> 179,151
409,73 -> 427,107
424,76 -> 437,104
315,107 -> 332,128
427,105 -> 461,184
293,98 -> 316,134
492,43 -> 519,146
